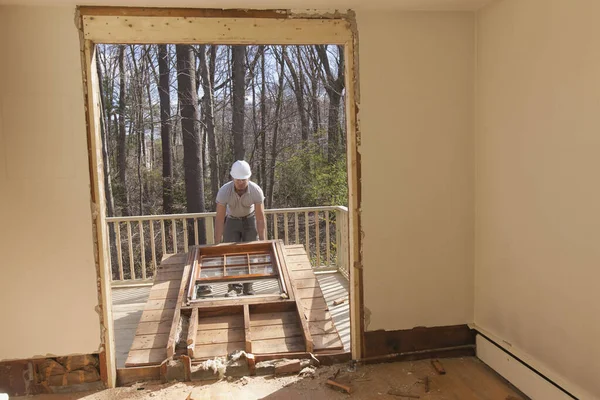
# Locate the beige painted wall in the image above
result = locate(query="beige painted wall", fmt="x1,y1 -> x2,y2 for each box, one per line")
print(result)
0,6 -> 101,360
476,0 -> 600,397
359,11 -> 475,330
0,4 -> 477,360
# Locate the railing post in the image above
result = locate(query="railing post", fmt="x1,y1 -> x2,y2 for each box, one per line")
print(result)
335,209 -> 342,270
206,216 -> 215,244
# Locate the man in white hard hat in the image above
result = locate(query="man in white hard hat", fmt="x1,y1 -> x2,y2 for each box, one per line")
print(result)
214,160 -> 266,297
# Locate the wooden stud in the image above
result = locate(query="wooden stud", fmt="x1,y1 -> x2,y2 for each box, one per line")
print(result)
304,211 -> 309,254
326,380 -> 352,394
274,213 -> 279,240
431,359 -> 446,375
187,308 -> 198,358
244,304 -> 252,353
194,218 -> 199,246
315,212 -> 320,268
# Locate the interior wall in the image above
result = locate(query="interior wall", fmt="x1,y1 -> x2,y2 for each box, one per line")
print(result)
0,5 -> 101,360
359,11 -> 475,330
476,0 -> 600,397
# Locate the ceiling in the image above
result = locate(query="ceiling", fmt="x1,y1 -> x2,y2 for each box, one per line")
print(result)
0,0 -> 496,11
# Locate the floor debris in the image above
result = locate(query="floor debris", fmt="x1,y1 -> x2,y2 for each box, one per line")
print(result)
431,359 -> 446,375
299,366 -> 316,378
387,388 -> 420,398
421,376 -> 430,392
326,379 -> 353,394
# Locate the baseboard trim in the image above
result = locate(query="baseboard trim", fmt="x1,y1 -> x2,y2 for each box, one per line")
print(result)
475,332 -> 581,400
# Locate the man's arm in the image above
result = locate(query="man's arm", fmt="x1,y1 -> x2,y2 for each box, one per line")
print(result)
255,203 -> 267,241
214,203 -> 227,244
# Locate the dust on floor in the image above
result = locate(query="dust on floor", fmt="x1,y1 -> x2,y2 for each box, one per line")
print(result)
14,357 -> 527,400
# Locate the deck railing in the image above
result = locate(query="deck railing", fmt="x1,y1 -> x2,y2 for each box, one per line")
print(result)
106,206 -> 349,285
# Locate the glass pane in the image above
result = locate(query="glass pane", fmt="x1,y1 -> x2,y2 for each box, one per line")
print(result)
225,266 -> 248,276
226,255 -> 247,266
250,264 -> 274,275
200,267 -> 224,278
249,254 -> 271,264
201,256 -> 223,267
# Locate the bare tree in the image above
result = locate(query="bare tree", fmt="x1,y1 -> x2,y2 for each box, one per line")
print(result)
176,44 -> 207,243
198,44 -> 219,208
231,45 -> 246,161
315,45 -> 345,162
117,45 -> 130,216
158,44 -> 174,215
267,48 -> 286,208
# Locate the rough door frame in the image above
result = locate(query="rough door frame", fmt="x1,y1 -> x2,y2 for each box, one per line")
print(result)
76,7 -> 363,388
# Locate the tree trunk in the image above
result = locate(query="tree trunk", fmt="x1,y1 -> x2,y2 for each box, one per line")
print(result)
281,47 -> 309,144
117,45 -> 129,216
231,45 -> 246,161
315,45 -> 345,162
158,44 -> 174,215
260,45 -> 267,192
176,44 -> 207,244
267,50 -> 286,209
198,44 -> 219,209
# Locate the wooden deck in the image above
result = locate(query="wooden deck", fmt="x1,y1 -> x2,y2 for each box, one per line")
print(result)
112,245 -> 350,368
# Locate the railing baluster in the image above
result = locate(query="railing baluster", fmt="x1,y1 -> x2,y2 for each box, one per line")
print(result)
183,218 -> 189,252
171,219 -> 177,253
194,218 -> 199,246
315,212 -> 320,268
149,220 -> 157,272
127,221 -> 135,280
139,220 -> 146,279
305,211 -> 309,254
335,209 -> 341,270
161,219 -> 167,256
206,217 -> 215,244
284,213 -> 289,245
274,213 -> 279,240
295,212 -> 299,244
115,222 -> 124,281
325,211 -> 330,268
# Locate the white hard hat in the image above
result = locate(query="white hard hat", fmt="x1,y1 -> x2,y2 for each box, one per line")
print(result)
230,160 -> 252,179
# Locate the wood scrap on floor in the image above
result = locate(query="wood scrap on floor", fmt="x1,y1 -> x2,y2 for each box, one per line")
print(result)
333,297 -> 347,306
387,389 -> 420,398
431,359 -> 446,375
326,379 -> 353,394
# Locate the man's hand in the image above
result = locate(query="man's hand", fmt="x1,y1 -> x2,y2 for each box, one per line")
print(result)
255,203 -> 267,241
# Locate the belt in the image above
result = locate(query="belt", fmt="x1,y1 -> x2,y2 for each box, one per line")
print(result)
226,212 -> 255,220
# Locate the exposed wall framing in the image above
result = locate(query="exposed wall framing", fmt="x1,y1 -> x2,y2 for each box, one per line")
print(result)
76,6 -> 363,388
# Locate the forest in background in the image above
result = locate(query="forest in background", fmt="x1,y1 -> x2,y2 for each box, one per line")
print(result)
97,44 -> 348,222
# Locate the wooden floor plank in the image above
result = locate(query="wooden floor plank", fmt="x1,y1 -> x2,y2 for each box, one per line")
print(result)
134,321 -> 172,336
198,315 -> 244,330
161,253 -> 188,265
301,297 -> 329,310
308,320 -> 338,336
139,309 -> 175,323
249,311 -> 299,327
303,309 -> 333,322
250,323 -> 303,340
144,298 -> 178,311
147,287 -> 180,300
312,333 -> 344,350
151,280 -> 182,291
125,348 -> 166,367
196,328 -> 244,345
154,271 -> 183,282
252,336 -> 306,354
292,278 -> 320,289
295,287 -> 324,299
129,333 -> 169,350
194,342 -> 245,358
